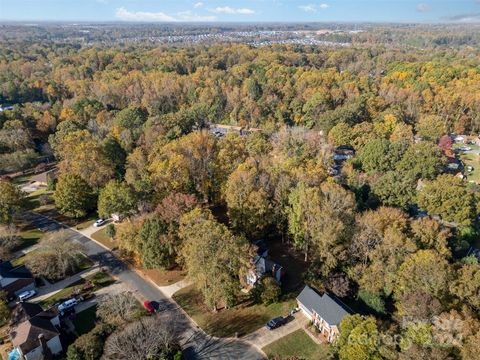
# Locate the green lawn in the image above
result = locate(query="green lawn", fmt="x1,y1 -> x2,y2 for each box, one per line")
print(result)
73,305 -> 97,336
262,329 -> 332,360
91,228 -> 117,250
40,271 -> 115,308
85,271 -> 116,287
24,189 -> 54,212
172,285 -> 296,338
40,279 -> 86,308
11,228 -> 44,253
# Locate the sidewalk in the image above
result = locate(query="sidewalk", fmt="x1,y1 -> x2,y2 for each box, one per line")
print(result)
32,266 -> 100,303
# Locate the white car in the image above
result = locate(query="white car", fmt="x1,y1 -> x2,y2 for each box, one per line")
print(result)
18,290 -> 36,302
94,218 -> 106,227
58,298 -> 78,313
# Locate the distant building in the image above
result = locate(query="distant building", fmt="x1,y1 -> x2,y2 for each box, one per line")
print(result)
29,168 -> 57,188
296,285 -> 352,343
246,255 -> 284,286
209,124 -> 261,138
0,261 -> 35,300
9,302 -> 62,360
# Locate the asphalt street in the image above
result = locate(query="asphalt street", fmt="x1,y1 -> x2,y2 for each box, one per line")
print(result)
23,211 -> 265,360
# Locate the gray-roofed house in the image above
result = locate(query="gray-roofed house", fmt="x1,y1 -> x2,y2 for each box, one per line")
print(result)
296,285 -> 352,343
246,255 -> 284,286
0,261 -> 35,300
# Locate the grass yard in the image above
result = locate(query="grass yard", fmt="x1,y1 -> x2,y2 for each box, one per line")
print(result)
24,189 -> 55,212
91,228 -> 117,250
40,279 -> 85,308
172,285 -> 296,338
11,249 -> 37,267
453,142 -> 480,184
75,219 -> 96,230
85,271 -> 115,287
10,227 -> 44,253
262,329 -> 332,360
73,305 -> 97,336
40,271 -> 115,308
143,267 -> 186,286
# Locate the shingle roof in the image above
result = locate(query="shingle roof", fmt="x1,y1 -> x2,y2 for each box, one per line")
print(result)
0,262 -> 33,279
297,285 -> 352,326
11,317 -> 59,354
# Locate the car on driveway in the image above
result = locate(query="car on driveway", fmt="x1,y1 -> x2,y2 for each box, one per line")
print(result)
18,290 -> 36,302
94,218 -> 107,227
265,316 -> 286,330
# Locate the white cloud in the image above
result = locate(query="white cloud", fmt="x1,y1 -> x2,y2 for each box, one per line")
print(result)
210,6 -> 255,15
177,11 -> 216,21
194,2 -> 204,8
299,4 -> 316,13
115,7 -> 176,21
416,3 -> 431,12
299,3 -> 329,13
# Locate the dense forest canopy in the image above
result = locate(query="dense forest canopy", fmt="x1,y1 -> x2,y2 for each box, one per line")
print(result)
1,23 -> 480,360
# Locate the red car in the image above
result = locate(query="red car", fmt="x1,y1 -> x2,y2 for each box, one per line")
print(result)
143,300 -> 159,314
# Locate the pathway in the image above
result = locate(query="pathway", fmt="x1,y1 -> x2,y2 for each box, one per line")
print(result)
31,266 -> 100,302
242,315 -> 305,349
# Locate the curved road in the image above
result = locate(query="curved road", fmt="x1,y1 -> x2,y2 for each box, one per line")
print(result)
23,212 -> 265,360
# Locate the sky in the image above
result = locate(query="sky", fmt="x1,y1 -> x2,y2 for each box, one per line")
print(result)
1,0 -> 480,23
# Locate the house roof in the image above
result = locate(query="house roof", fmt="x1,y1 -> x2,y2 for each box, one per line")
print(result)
252,255 -> 281,276
29,168 -> 56,185
11,317 -> 59,354
10,302 -> 59,355
0,262 -> 33,280
11,302 -> 57,325
297,285 -> 351,326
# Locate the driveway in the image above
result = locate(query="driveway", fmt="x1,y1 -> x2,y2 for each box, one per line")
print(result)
22,211 -> 265,360
242,315 -> 305,348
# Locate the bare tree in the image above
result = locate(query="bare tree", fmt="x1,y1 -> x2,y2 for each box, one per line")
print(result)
26,229 -> 85,280
0,224 -> 21,259
102,316 -> 178,360
97,292 -> 139,326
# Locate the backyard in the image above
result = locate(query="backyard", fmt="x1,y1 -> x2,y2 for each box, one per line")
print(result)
262,329 -> 332,360
172,285 -> 296,338
72,305 -> 98,336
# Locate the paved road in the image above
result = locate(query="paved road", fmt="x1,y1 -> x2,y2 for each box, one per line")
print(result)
23,212 -> 265,360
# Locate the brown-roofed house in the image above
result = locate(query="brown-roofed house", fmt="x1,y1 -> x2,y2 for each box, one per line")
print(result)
10,302 -> 62,360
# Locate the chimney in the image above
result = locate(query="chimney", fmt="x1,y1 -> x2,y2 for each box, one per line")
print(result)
38,334 -> 52,360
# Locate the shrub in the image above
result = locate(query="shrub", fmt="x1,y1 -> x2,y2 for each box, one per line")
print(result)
260,276 -> 281,305
358,289 -> 386,315
105,224 -> 116,239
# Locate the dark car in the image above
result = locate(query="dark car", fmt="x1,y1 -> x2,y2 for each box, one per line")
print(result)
265,316 -> 286,330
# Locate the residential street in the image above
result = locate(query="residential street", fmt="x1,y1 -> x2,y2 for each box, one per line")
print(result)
22,211 -> 265,360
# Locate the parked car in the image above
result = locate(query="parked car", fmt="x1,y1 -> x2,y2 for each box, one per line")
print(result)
265,316 -> 286,330
58,298 -> 78,313
94,218 -> 106,227
143,300 -> 160,314
18,290 -> 36,302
